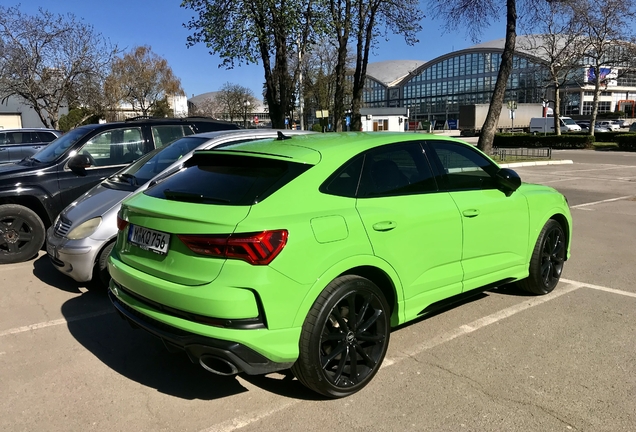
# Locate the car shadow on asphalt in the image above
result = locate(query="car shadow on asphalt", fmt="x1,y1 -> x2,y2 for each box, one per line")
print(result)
61,292 -> 249,400
32,254 -> 89,294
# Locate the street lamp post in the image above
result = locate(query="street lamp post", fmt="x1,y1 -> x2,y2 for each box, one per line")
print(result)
243,100 -> 251,129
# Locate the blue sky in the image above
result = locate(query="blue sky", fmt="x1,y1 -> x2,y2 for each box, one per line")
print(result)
15,1 -> 505,101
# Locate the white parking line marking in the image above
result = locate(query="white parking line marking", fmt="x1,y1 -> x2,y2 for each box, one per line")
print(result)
570,195 -> 636,209
561,278 -> 636,299
387,281 -> 583,361
0,310 -> 114,338
558,165 -> 636,173
198,400 -> 300,432
199,281 -> 585,432
540,177 -> 583,184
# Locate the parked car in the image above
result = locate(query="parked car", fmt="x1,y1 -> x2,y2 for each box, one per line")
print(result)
529,117 -> 581,133
575,121 -> 590,130
108,132 -> 573,398
594,123 -> 611,133
0,117 -> 239,264
0,128 -> 61,164
596,120 -> 620,131
46,129 -> 314,287
630,122 -> 636,132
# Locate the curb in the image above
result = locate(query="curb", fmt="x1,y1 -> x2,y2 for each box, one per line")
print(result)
500,160 -> 574,168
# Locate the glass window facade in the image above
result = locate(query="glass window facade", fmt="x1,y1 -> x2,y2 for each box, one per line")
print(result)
398,52 -> 547,121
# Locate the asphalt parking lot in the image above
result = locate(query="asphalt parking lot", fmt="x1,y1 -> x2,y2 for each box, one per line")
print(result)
1,149 -> 635,432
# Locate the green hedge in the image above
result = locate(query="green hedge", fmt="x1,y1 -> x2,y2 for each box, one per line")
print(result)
615,133 -> 636,151
569,131 -> 632,143
493,133 -> 595,149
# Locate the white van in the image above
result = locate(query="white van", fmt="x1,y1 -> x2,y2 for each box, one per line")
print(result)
530,117 -> 582,133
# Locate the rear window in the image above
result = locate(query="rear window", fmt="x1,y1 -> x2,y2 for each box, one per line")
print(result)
145,153 -> 312,205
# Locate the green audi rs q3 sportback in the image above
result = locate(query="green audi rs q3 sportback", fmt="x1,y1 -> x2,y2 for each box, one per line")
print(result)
109,132 -> 572,398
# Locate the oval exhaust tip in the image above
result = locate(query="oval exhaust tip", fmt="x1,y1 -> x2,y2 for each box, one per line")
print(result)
199,355 -> 240,376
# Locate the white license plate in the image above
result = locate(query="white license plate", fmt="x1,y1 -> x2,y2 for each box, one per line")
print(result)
128,224 -> 170,255
46,242 -> 56,258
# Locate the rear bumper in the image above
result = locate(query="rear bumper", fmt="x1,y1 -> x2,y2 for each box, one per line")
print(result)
109,287 -> 295,375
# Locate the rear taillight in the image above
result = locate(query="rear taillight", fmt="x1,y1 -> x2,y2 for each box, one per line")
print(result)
117,215 -> 128,231
178,230 -> 288,265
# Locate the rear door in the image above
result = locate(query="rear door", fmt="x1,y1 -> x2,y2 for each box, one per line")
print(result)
354,141 -> 464,322
11,131 -> 40,161
0,132 -> 9,163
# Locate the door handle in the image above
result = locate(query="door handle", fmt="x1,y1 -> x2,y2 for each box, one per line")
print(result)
372,221 -> 397,231
32,146 -> 42,149
462,209 -> 480,218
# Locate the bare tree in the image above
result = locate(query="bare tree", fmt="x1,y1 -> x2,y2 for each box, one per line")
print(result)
429,0 -> 517,154
575,0 -> 636,136
519,3 -> 586,135
0,6 -> 117,129
108,46 -> 185,116
213,82 -> 258,125
325,0 -> 422,132
190,97 -> 223,118
182,0 -> 320,129
302,38 -> 352,129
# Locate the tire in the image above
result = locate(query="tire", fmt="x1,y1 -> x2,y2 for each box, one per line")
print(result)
518,219 -> 566,295
0,204 -> 45,264
94,241 -> 115,289
291,275 -> 391,398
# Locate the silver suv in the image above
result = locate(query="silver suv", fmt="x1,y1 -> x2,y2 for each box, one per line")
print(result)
0,128 -> 62,164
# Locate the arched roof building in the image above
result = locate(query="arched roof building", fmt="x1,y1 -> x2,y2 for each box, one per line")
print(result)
362,35 -> 636,122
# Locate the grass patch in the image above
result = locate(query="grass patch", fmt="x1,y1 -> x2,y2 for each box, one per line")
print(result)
593,142 -> 619,151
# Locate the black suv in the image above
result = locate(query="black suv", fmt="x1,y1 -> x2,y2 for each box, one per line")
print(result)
0,128 -> 62,164
0,117 -> 239,264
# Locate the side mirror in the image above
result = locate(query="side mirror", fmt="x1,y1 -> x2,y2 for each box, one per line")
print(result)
68,154 -> 92,173
496,168 -> 521,195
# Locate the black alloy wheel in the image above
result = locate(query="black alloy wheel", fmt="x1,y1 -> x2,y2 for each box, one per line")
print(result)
0,204 -> 46,264
518,219 -> 566,295
292,275 -> 390,398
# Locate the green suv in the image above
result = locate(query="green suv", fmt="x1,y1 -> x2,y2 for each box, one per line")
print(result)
109,132 -> 572,398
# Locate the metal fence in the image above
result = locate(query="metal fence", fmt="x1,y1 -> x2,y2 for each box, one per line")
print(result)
491,147 -> 552,161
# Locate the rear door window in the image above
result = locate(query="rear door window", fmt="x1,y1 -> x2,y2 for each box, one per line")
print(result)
151,125 -> 194,148
357,142 -> 438,197
34,131 -> 58,142
145,153 -> 312,205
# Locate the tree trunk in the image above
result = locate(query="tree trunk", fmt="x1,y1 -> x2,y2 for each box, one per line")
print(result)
589,65 -> 601,138
554,82 -> 562,136
477,0 -> 516,155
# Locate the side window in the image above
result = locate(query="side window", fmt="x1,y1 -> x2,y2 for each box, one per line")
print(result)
358,142 -> 437,197
151,125 -> 191,148
429,141 -> 498,191
321,156 -> 364,198
35,132 -> 57,143
7,132 -> 26,145
80,127 -> 143,167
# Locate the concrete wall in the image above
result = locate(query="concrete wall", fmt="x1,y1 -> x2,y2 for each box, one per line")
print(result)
0,96 -> 68,129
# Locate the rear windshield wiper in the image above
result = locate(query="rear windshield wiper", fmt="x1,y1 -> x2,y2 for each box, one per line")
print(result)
163,189 -> 230,203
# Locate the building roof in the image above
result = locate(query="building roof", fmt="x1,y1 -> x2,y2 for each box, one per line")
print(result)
366,60 -> 428,87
